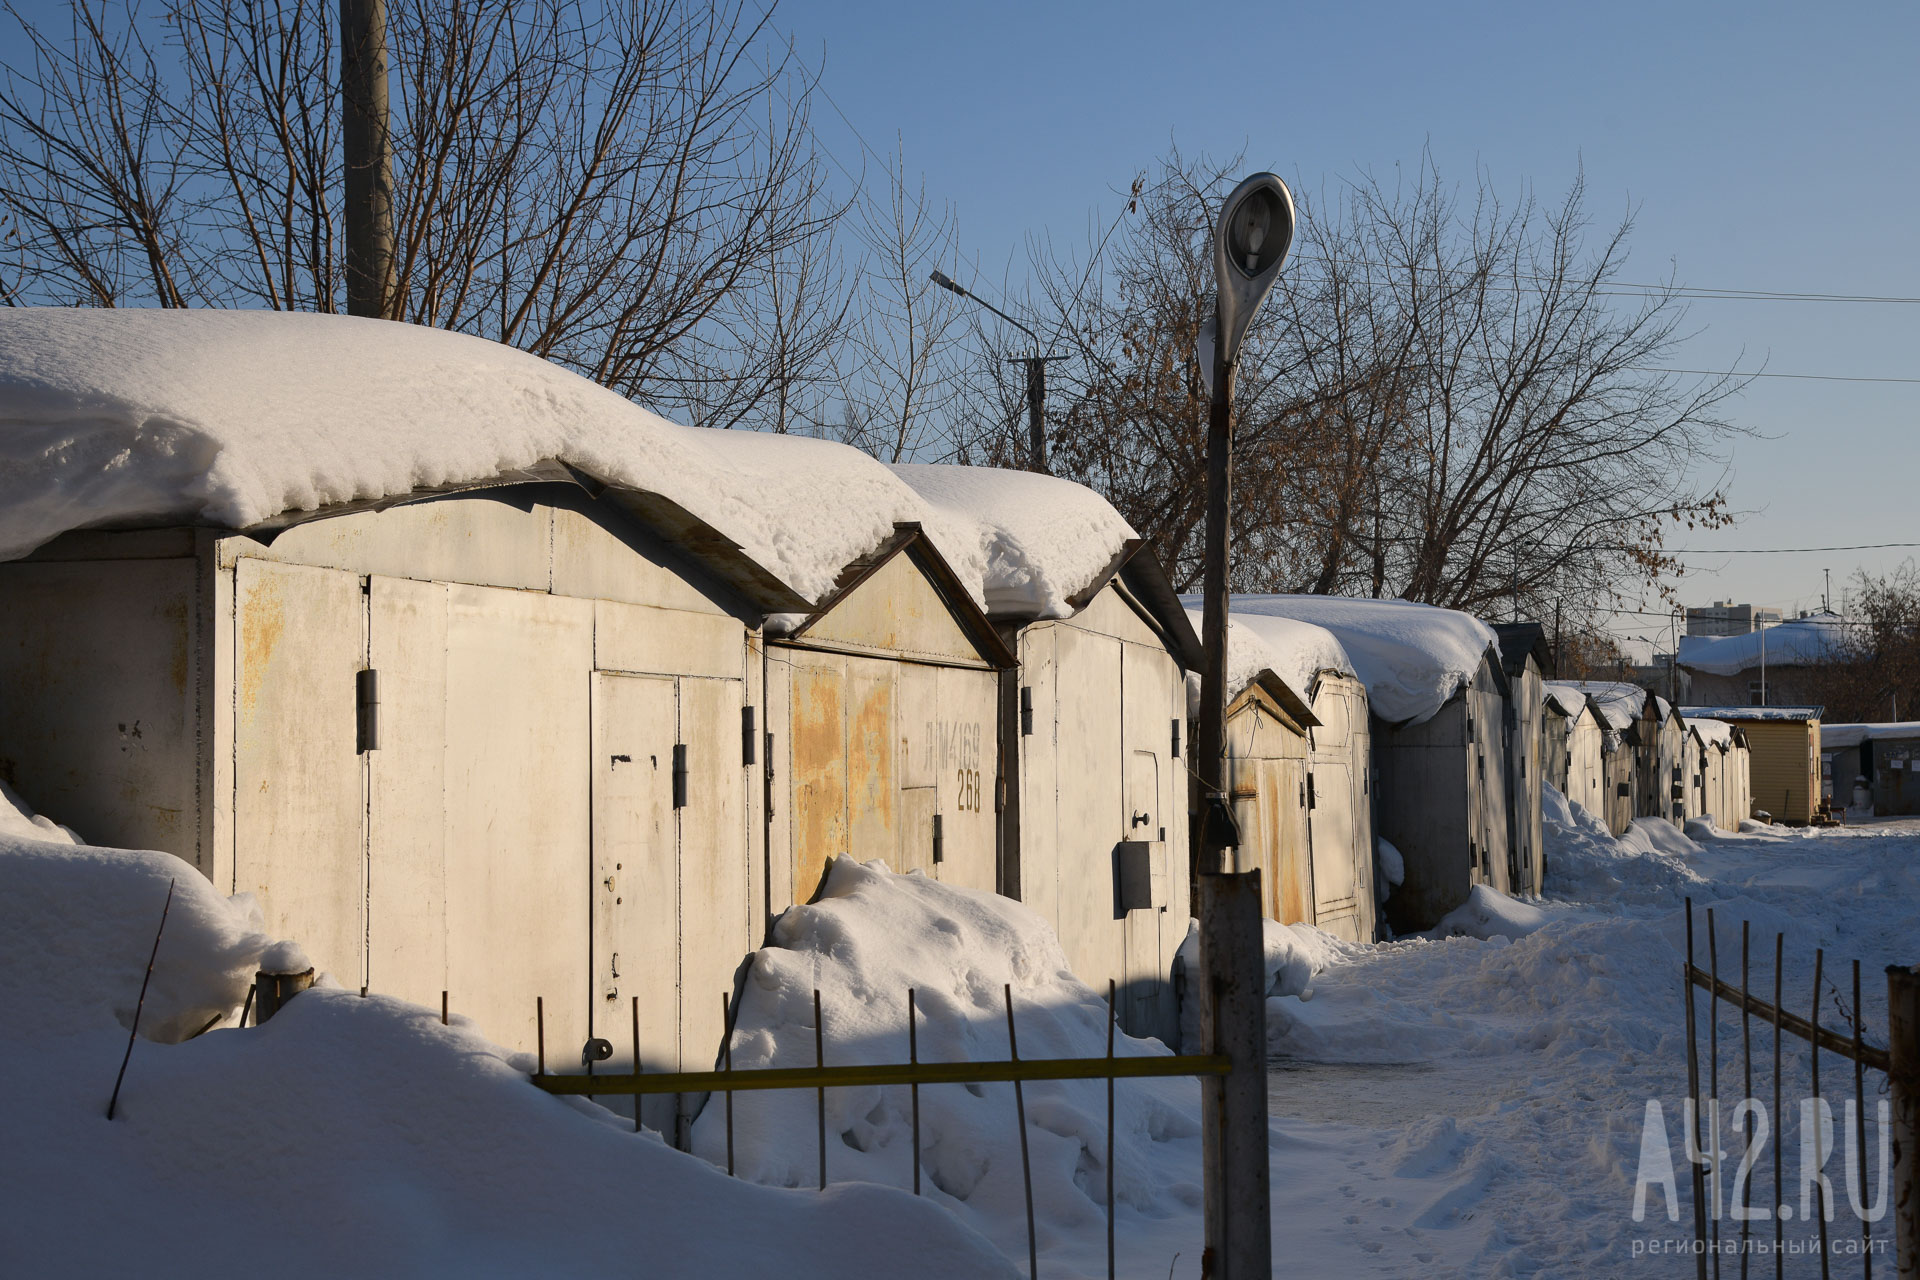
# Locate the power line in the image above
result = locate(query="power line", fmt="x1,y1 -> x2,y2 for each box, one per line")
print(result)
1629,366 -> 1920,386
1288,252 -> 1920,306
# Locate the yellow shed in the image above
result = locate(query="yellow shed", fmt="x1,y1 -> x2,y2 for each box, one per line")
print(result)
1679,706 -> 1821,824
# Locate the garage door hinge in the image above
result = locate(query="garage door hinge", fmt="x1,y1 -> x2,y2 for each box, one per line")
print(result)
742,705 -> 757,766
672,744 -> 688,808
356,669 -> 379,753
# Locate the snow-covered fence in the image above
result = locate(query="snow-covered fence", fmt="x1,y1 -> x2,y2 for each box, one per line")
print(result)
530,982 -> 1229,1280
1681,899 -> 1914,1278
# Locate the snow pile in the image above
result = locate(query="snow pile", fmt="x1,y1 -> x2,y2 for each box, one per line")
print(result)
887,464 -> 1136,619
1376,837 -> 1406,898
689,857 -> 1199,1275
1173,918 -> 1358,1051
1225,596 -> 1497,725
1538,784 -> 1703,905
1820,721 -> 1920,749
1,777 -> 78,844
1677,612 -> 1854,675
1177,602 -> 1355,706
0,816 -> 1011,1276
1429,885 -> 1549,941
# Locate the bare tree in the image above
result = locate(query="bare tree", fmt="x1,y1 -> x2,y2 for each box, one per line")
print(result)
828,144 -> 968,462
0,0 -> 844,429
984,147 -> 1750,622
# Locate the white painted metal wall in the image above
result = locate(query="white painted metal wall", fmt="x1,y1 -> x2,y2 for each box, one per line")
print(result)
1013,584 -> 1190,1044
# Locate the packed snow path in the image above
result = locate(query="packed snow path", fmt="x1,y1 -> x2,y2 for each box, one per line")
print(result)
1250,809 -> 1919,1277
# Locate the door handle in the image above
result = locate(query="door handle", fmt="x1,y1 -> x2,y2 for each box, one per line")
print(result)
1131,810 -> 1151,828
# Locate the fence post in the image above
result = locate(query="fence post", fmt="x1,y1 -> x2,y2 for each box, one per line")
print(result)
253,967 -> 315,1024
1889,964 -> 1920,1279
1198,870 -> 1271,1280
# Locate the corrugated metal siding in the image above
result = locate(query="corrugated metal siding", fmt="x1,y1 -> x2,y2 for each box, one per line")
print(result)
1744,721 -> 1819,823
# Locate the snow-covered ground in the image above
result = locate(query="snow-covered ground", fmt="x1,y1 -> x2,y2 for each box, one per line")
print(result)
5,772 -> 1912,1277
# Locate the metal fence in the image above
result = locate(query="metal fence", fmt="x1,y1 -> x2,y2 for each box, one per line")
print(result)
1681,898 -> 1919,1279
529,979 -> 1228,1280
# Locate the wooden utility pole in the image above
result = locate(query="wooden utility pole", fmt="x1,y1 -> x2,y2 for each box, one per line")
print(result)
1023,357 -> 1048,474
342,0 -> 394,318
1889,963 -> 1919,1278
1198,871 -> 1272,1280
1194,336 -> 1234,879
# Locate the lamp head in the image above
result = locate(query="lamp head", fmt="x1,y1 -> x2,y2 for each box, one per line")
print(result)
1212,172 -> 1295,371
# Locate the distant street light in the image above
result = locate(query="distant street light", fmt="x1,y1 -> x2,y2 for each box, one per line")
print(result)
930,270 -> 1059,473
1194,174 -> 1295,877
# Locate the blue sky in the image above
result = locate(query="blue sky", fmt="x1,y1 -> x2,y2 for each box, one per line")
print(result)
781,0 -> 1920,640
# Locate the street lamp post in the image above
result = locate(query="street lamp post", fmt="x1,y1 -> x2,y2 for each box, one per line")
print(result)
930,270 -> 1059,472
1193,174 -> 1296,877
1192,172 -> 1293,1280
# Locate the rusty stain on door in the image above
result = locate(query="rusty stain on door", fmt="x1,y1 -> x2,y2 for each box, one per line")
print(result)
791,662 -> 846,903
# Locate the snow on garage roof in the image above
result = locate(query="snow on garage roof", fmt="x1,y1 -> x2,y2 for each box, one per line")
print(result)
1566,681 -> 1650,728
1178,603 -> 1356,706
1676,613 -> 1853,676
1222,595 -> 1497,726
1689,718 -> 1735,750
0,309 -> 1124,615
886,463 -> 1135,620
1543,683 -> 1592,719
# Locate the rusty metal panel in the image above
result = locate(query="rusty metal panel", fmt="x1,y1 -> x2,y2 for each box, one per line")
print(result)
443,584 -> 593,1060
788,653 -> 846,904
931,664 -> 996,893
795,552 -> 991,668
1269,759 -> 1313,923
0,557 -> 202,862
233,558 -> 367,989
844,657 -> 898,864
675,675 -> 749,1088
593,599 -> 747,681
367,576 -> 449,1010
593,672 -> 678,1133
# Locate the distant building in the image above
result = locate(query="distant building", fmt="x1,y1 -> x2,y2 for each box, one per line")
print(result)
1686,601 -> 1784,637
1676,612 -> 1851,708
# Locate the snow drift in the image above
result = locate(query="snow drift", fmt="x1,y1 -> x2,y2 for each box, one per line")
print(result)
689,857 -> 1201,1274
0,809 -> 1012,1278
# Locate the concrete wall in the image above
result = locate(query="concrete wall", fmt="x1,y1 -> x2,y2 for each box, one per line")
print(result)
1013,584 -> 1190,1044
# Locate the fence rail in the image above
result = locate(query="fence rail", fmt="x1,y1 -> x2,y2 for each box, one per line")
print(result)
524,979 -> 1221,1280
1681,898 -> 1913,1280
531,1052 -> 1232,1095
